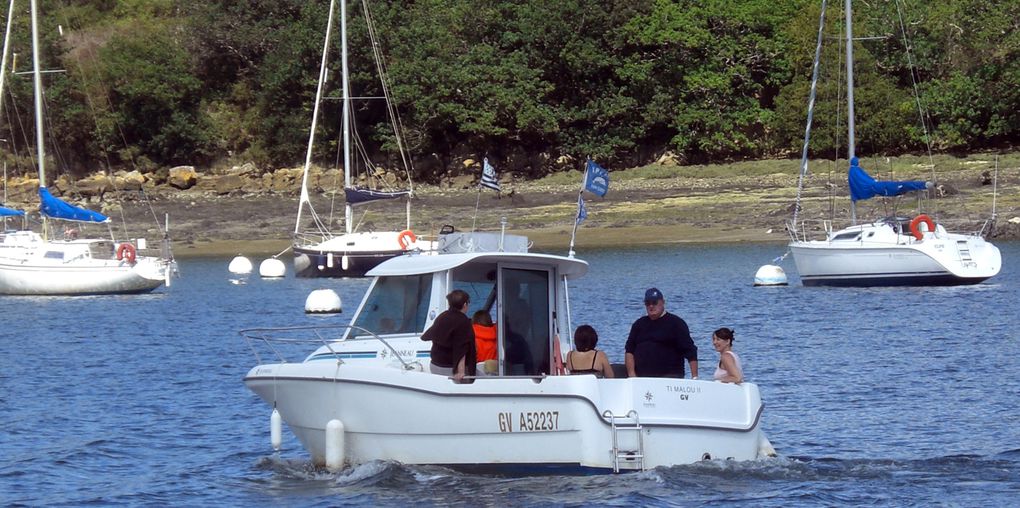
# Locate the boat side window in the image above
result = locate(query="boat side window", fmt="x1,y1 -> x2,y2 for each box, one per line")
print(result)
451,279 -> 497,320
351,275 -> 432,338
89,241 -> 114,259
832,231 -> 861,241
44,250 -> 63,260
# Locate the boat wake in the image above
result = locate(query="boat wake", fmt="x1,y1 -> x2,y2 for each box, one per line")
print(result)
250,452 -> 1019,504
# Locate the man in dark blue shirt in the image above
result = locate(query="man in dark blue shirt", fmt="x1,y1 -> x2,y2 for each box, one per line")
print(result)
624,288 -> 699,378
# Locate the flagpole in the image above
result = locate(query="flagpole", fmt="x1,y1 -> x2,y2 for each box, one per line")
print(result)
472,186 -> 481,232
567,158 -> 589,258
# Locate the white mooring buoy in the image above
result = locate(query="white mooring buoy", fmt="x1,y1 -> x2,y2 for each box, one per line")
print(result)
228,255 -> 253,274
270,408 -> 282,451
259,258 -> 286,278
753,264 -> 788,286
305,289 -> 342,314
325,419 -> 346,472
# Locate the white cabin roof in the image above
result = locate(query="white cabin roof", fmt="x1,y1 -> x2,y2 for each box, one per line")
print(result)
367,252 -> 589,279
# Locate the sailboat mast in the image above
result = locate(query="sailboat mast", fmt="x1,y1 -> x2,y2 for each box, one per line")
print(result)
29,0 -> 45,187
844,0 -> 855,160
295,0 -> 337,234
340,0 -> 352,236
845,0 -> 857,224
0,0 -> 15,117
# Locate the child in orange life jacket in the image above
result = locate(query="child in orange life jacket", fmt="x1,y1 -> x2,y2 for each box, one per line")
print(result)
472,311 -> 498,373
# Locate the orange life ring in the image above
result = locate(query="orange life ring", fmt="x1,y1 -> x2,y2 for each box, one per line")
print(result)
117,243 -> 137,264
397,229 -> 417,250
909,214 -> 935,241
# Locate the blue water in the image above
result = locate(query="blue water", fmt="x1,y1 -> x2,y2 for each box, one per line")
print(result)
3,242 -> 1019,506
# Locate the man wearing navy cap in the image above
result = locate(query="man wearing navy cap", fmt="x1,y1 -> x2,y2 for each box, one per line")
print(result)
624,288 -> 698,378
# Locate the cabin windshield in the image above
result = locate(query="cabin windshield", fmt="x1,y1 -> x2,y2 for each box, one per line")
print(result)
351,274 -> 432,338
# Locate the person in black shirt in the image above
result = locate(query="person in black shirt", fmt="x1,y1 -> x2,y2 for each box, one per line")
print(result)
421,289 -> 476,382
624,287 -> 698,378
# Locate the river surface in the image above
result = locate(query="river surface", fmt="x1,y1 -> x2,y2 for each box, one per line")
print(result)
3,242 -> 1019,506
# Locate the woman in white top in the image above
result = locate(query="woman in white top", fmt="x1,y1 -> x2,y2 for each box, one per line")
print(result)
711,327 -> 743,384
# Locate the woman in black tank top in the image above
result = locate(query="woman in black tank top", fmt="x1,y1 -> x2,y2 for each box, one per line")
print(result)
567,325 -> 614,378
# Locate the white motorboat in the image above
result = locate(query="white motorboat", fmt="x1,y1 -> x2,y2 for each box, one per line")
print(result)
292,0 -> 428,278
0,0 -> 175,296
243,239 -> 774,472
786,0 -> 1000,287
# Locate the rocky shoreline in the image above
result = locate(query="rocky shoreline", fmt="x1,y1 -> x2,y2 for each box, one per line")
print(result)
3,162 -> 1018,257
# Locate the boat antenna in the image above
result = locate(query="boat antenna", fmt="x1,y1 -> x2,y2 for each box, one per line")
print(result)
791,0 -> 828,234
498,216 -> 506,251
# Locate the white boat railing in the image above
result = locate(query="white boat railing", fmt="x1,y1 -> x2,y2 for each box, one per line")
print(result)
293,230 -> 335,246
788,217 -> 994,242
241,324 -> 417,371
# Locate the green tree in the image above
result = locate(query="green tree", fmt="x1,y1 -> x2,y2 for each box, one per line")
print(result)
96,20 -> 211,166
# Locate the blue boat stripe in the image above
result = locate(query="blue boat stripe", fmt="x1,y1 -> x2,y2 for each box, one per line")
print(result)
307,351 -> 432,361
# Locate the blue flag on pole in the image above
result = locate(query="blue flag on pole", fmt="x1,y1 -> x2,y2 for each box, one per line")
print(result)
583,159 -> 609,197
480,157 -> 501,192
576,196 -> 587,225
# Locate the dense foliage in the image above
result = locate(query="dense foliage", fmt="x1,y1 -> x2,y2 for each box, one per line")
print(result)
1,0 -> 1018,180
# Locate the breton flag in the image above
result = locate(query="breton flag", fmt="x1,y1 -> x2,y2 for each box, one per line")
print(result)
575,196 -> 587,225
583,159 -> 609,197
480,158 -> 501,192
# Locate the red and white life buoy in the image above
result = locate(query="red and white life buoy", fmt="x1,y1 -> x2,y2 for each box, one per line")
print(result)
117,243 -> 137,264
397,229 -> 417,250
909,214 -> 935,241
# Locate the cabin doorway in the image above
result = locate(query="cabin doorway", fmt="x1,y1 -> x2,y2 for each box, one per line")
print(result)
498,267 -> 552,376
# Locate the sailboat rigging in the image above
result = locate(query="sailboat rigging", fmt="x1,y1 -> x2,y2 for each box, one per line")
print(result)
292,0 -> 427,278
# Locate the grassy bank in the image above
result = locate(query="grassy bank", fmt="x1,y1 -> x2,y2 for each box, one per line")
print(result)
160,151 -> 1019,258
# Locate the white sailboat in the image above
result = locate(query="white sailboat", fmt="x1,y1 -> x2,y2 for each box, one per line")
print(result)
0,0 -> 175,296
292,0 -> 427,278
244,245 -> 774,472
786,0 -> 1000,287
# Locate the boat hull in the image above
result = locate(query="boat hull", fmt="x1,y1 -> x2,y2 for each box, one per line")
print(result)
0,259 -> 167,295
293,231 -> 421,278
790,231 -> 1000,287
245,364 -> 770,471
293,245 -> 404,278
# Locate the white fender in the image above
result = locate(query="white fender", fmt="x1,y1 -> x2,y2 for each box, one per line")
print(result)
270,408 -> 282,451
325,419 -> 345,472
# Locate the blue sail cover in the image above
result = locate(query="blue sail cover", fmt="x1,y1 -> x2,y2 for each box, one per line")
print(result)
847,157 -> 928,202
38,187 -> 109,223
0,205 -> 24,216
344,187 -> 411,206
